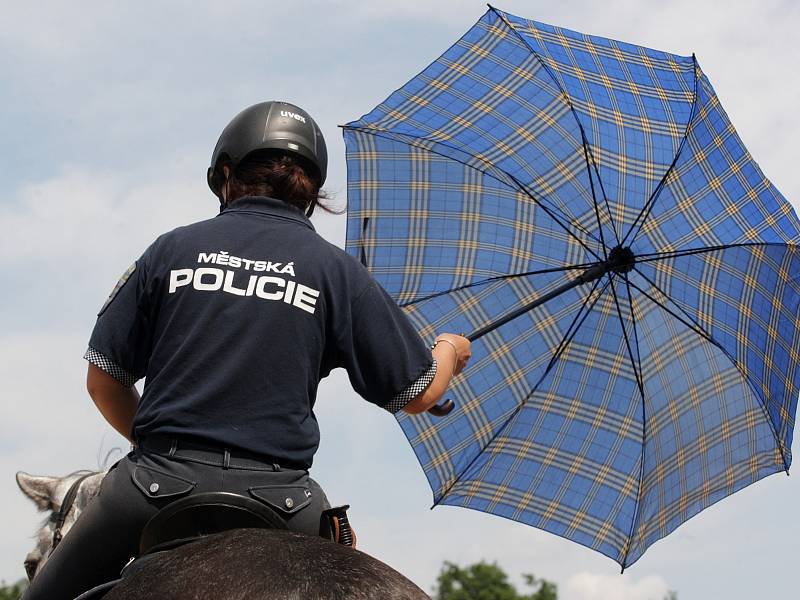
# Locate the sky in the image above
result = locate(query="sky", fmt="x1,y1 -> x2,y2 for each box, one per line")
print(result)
1,1 -> 798,598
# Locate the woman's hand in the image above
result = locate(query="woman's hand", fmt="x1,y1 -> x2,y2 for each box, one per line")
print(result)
402,333 -> 471,415
432,333 -> 472,375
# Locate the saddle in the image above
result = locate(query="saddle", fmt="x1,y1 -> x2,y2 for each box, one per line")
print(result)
139,492 -> 355,553
139,491 -> 286,554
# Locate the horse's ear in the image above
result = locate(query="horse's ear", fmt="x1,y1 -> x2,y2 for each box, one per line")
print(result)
16,472 -> 59,510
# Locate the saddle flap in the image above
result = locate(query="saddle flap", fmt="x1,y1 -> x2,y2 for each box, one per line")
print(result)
249,484 -> 312,516
132,465 -> 196,499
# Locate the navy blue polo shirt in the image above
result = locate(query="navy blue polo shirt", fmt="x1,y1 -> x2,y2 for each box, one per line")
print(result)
87,197 -> 432,468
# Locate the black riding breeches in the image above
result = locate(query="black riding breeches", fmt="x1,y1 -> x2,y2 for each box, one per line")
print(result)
23,448 -> 330,600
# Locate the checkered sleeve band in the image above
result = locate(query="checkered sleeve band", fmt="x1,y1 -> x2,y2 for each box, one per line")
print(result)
384,359 -> 437,414
83,347 -> 138,388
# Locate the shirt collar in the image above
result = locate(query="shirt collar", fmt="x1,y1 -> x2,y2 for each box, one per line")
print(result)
220,196 -> 315,231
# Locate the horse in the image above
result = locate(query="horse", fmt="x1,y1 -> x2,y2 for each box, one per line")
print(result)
17,470 -> 431,599
16,470 -> 105,581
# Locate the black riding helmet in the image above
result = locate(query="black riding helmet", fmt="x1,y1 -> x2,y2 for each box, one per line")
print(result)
207,101 -> 328,211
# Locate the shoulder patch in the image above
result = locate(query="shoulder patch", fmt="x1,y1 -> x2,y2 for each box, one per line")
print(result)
98,262 -> 137,316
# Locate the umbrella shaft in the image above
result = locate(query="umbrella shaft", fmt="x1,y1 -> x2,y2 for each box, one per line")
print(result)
467,262 -> 608,342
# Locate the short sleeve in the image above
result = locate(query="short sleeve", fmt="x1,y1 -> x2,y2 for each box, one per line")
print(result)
336,280 -> 433,409
84,347 -> 138,388
86,248 -> 156,382
385,359 -> 437,413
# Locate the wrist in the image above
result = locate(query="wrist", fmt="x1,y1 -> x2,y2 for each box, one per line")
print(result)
432,338 -> 458,376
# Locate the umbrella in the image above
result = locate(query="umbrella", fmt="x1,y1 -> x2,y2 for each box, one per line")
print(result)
342,6 -> 800,569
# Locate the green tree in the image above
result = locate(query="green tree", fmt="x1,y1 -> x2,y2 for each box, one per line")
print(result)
0,579 -> 27,600
522,574 -> 557,600
433,561 -> 557,600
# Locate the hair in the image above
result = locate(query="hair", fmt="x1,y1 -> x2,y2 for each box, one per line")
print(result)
225,152 -> 341,215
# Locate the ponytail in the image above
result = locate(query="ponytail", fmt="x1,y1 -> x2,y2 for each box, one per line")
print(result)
226,152 -> 339,215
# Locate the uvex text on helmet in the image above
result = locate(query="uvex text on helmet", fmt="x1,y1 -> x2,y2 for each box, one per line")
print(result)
207,101 -> 328,199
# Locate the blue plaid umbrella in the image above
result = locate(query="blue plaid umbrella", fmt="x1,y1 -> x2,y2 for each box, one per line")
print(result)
342,6 -> 800,568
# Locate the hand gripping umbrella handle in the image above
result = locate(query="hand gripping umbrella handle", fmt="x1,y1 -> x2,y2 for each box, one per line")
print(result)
427,333 -> 472,417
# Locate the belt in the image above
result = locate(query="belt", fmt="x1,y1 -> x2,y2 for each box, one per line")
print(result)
137,435 -> 307,472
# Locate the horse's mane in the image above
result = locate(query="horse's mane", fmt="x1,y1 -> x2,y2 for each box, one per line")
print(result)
64,469 -> 101,478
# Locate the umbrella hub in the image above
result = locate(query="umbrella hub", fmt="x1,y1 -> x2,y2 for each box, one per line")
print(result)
577,246 -> 636,285
607,245 -> 636,274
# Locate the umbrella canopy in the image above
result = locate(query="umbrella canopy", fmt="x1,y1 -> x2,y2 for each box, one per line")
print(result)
342,6 -> 800,568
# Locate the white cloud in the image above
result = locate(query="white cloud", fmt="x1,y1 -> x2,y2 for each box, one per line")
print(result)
564,571 -> 671,600
1,163 -> 208,264
0,162 -> 214,335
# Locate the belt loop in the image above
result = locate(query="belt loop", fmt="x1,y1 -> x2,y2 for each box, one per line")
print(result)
168,439 -> 178,457
272,463 -> 280,472
223,449 -> 231,470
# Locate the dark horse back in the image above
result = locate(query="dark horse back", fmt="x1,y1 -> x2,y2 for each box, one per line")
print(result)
103,528 -> 430,600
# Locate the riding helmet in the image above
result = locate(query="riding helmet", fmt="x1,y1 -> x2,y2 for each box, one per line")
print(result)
207,101 -> 328,200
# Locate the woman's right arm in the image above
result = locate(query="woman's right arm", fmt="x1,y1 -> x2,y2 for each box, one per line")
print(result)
402,333 -> 471,414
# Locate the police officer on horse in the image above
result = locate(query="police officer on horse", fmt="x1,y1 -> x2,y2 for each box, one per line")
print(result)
23,101 -> 471,600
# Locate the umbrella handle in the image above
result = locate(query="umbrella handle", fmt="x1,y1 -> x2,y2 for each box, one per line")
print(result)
427,399 -> 455,417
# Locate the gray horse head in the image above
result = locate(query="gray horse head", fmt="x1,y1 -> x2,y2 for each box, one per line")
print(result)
16,470 -> 104,581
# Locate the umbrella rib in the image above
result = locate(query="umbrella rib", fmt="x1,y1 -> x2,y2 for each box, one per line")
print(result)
503,171 -> 603,260
607,275 -> 647,569
345,125 -> 604,261
398,261 -> 597,307
634,241 -> 786,263
541,278 -> 607,375
622,275 -> 646,388
620,55 -> 700,248
434,276 -> 611,503
582,133 -> 621,245
625,274 -> 722,358
489,5 -> 621,247
623,274 -> 647,561
628,269 -> 791,473
608,276 -> 646,403
582,133 -> 611,257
